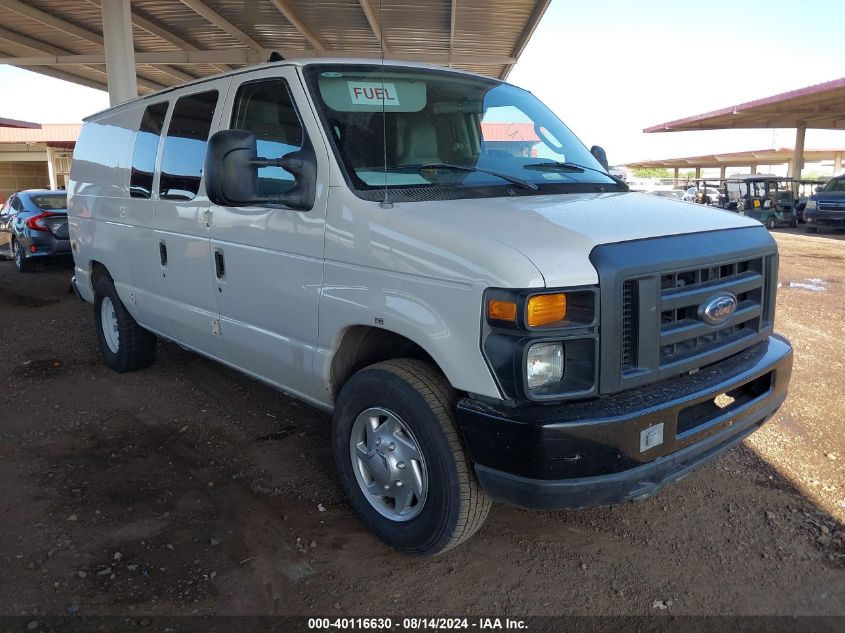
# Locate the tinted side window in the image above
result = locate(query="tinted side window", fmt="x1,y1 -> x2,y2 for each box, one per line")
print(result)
130,102 -> 168,199
231,79 -> 304,196
11,196 -> 22,212
159,90 -> 218,200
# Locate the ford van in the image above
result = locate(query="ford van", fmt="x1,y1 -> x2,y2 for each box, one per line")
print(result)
68,59 -> 793,555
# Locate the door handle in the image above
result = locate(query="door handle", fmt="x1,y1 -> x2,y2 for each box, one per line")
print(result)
214,249 -> 225,279
159,240 -> 167,267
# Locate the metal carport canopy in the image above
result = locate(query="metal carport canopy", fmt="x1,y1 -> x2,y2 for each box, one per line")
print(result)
642,76 -> 845,178
625,148 -> 845,170
0,0 -> 550,105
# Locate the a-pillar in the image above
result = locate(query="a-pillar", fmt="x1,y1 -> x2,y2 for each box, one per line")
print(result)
101,0 -> 138,105
788,123 -> 806,178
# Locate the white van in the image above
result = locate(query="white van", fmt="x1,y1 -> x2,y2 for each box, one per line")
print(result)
69,59 -> 793,555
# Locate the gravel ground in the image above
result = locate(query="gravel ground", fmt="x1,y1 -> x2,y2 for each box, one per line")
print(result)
0,228 -> 842,619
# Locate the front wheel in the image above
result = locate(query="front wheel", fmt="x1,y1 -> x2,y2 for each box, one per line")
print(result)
93,275 -> 157,372
332,359 -> 491,556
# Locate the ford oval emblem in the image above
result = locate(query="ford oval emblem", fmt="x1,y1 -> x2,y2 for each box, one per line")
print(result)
699,293 -> 737,326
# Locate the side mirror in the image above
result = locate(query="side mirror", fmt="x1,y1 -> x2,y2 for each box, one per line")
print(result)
590,145 -> 609,171
204,129 -> 317,211
815,185 -> 823,193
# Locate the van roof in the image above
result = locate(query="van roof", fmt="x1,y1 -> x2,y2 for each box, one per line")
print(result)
83,58 -> 503,122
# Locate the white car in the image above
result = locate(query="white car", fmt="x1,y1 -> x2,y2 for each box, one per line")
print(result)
683,186 -> 721,204
68,59 -> 793,555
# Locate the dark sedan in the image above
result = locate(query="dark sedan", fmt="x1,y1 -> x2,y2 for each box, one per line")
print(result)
0,189 -> 70,272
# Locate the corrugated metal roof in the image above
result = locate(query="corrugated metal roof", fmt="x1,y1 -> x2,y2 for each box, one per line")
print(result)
644,77 -> 845,132
0,123 -> 81,143
0,0 -> 550,94
0,116 -> 41,128
481,122 -> 538,142
625,148 -> 845,169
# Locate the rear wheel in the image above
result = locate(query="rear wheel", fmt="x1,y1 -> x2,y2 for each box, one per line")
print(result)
12,239 -> 32,273
93,275 -> 156,372
332,359 -> 490,555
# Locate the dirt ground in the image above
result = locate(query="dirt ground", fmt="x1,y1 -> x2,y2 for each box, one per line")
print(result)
0,228 -> 843,620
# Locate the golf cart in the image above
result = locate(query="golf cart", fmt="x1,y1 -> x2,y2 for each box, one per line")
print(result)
725,175 -> 797,229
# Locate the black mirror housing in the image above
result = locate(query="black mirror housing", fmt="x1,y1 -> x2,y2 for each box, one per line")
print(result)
590,145 -> 610,171
204,129 -> 317,211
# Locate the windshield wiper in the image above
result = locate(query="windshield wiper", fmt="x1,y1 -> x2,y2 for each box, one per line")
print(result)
393,162 -> 538,191
524,161 -> 628,188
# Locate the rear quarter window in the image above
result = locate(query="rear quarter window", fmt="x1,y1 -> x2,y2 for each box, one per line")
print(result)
71,111 -> 135,196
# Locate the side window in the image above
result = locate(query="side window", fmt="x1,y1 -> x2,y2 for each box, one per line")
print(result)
159,90 -> 219,200
130,101 -> 168,199
231,79 -> 304,196
11,196 -> 22,212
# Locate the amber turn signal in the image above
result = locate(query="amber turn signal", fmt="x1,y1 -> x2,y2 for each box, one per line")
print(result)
527,293 -> 567,327
487,299 -> 517,322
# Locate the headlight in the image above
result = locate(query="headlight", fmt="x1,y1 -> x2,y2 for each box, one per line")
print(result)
805,200 -> 817,211
482,286 -> 598,401
526,342 -> 563,390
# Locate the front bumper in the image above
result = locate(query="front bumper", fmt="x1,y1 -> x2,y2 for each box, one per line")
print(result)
806,213 -> 845,228
457,334 -> 792,510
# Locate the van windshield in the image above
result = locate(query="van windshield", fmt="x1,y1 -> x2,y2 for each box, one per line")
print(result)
304,64 -> 618,199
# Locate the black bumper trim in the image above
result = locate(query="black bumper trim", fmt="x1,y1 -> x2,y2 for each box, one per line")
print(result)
475,409 -> 772,510
458,334 -> 792,510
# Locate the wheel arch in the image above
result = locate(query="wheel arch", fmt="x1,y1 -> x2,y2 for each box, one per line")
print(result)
328,325 -> 446,399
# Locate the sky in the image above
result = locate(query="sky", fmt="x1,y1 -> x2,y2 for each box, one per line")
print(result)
1,0 -> 844,167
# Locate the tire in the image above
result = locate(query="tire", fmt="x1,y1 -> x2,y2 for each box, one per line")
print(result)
332,358 -> 491,556
11,238 -> 32,273
93,275 -> 156,373
766,217 -> 777,230
806,226 -> 818,234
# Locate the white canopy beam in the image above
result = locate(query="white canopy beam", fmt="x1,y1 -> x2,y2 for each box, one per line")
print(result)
178,0 -> 264,60
503,0 -> 550,79
0,51 -> 514,66
0,25 -> 162,93
789,122 -> 806,178
268,0 -> 325,53
449,0 -> 457,67
101,0 -> 137,104
82,0 -> 230,73
0,0 -> 103,45
358,0 -> 390,54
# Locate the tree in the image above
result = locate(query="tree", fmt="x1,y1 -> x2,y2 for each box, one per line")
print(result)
632,167 -> 671,178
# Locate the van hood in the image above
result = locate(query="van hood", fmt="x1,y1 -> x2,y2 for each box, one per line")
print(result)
403,191 -> 762,287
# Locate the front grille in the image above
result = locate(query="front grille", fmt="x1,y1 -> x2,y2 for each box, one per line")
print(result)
657,257 -> 764,369
621,280 -> 637,370
591,226 -> 778,395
